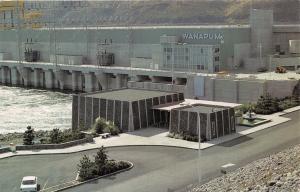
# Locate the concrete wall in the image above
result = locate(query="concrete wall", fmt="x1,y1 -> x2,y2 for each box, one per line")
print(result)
214,78 -> 238,103
15,137 -> 93,151
0,26 -> 251,70
250,9 -> 273,57
234,43 -> 251,69
169,108 -> 235,141
270,56 -> 300,70
238,80 -> 265,103
273,32 -> 300,54
266,80 -> 299,99
0,147 -> 10,154
72,91 -> 183,132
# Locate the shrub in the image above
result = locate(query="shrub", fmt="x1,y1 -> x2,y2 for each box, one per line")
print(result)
94,147 -> 108,175
23,126 -> 35,145
174,133 -> 183,140
254,93 -> 281,114
103,121 -> 120,136
102,160 -> 117,175
183,134 -> 200,142
238,103 -> 254,114
50,128 -> 62,144
63,129 -> 85,142
77,155 -> 96,181
167,132 -> 175,138
93,117 -> 107,134
117,161 -> 131,169
278,96 -> 299,110
77,146 -> 132,181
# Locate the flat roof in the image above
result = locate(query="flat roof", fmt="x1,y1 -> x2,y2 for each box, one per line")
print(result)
181,105 -> 225,113
87,89 -> 175,101
152,99 -> 241,111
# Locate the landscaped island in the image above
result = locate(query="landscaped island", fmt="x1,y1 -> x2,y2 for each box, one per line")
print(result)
77,146 -> 132,181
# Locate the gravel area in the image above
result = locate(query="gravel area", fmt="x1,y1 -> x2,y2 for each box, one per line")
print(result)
186,144 -> 300,192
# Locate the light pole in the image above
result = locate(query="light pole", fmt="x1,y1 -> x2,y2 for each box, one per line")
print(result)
186,103 -> 202,184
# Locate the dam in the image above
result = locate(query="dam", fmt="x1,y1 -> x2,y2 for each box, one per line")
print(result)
0,6 -> 299,103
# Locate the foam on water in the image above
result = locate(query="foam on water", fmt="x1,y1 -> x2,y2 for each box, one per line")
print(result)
0,86 -> 72,133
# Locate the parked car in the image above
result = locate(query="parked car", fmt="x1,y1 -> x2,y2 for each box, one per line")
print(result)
20,176 -> 38,192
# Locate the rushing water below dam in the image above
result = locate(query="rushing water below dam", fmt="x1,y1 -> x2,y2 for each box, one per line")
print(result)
0,86 -> 72,134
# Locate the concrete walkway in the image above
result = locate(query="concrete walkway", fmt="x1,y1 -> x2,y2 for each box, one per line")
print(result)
0,106 -> 299,159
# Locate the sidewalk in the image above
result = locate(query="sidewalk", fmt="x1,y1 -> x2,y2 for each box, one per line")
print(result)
0,106 -> 299,159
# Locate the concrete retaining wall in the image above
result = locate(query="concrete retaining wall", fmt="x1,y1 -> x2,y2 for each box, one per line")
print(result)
214,78 -> 238,103
0,147 -> 10,154
15,137 -> 93,151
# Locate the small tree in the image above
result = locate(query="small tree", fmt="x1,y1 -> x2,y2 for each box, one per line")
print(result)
93,117 -> 107,134
94,146 -> 108,175
23,126 -> 35,145
50,128 -> 62,144
255,93 -> 280,114
77,155 -> 95,181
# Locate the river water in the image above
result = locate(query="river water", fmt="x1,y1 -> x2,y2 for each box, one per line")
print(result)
0,86 -> 72,134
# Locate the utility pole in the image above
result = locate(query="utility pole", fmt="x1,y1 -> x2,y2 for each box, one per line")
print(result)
16,0 -> 21,64
85,2 -> 89,64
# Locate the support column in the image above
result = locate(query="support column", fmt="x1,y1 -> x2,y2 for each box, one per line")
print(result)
33,68 -> 43,88
19,67 -> 31,87
45,69 -> 54,89
115,74 -> 122,89
84,72 -> 95,92
209,78 -> 215,101
72,71 -> 81,91
54,70 -> 65,90
234,80 -> 239,103
11,67 -> 21,86
96,72 -> 108,90
1,66 -> 10,84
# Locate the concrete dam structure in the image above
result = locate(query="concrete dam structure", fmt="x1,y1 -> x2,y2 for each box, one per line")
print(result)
0,9 -> 299,103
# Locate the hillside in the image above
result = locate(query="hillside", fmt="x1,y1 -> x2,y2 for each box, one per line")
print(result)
50,0 -> 300,26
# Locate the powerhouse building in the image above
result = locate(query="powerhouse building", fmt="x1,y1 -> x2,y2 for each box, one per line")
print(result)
0,9 -> 299,72
0,9 -> 299,104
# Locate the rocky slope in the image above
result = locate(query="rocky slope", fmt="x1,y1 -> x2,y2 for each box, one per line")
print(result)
186,144 -> 300,192
48,0 -> 299,26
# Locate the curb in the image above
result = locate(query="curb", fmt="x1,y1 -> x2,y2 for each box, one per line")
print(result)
0,145 -> 197,159
41,160 -> 134,192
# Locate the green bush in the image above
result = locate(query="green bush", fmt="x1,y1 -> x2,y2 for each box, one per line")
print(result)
62,129 -> 85,142
174,133 -> 183,139
94,146 -> 108,175
93,117 -> 107,134
77,155 -> 96,181
254,93 -> 281,115
238,103 -> 256,114
102,160 -> 117,175
167,132 -> 175,138
77,146 -> 131,181
43,129 -> 85,144
103,121 -> 120,136
117,161 -> 131,169
278,96 -> 299,110
23,126 -> 35,145
50,128 -> 62,144
183,134 -> 198,142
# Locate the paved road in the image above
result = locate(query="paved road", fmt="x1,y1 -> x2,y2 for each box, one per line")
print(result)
0,111 -> 299,192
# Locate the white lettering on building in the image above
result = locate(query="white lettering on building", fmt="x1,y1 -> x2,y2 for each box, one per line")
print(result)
182,33 -> 224,40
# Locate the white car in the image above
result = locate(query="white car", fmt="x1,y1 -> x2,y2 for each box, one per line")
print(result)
20,176 -> 38,192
